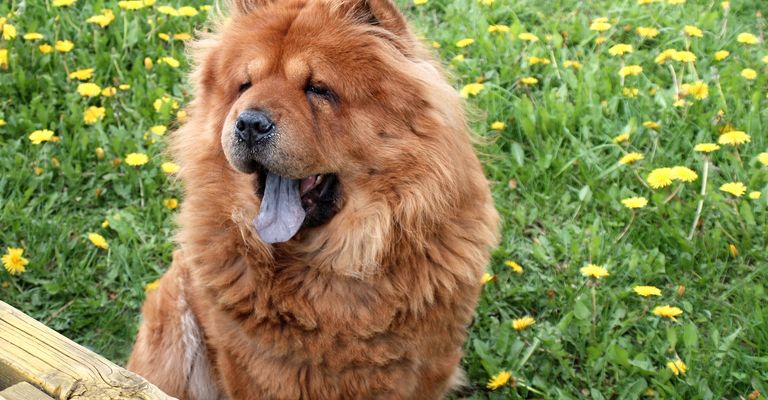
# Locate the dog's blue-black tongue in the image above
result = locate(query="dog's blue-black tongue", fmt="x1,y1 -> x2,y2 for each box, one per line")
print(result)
254,172 -> 306,244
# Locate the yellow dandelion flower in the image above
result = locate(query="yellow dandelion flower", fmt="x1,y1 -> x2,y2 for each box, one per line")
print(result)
718,130 -> 750,145
714,50 -> 730,61
720,182 -> 746,197
621,197 -> 648,209
619,65 -> 642,77
636,26 -> 659,38
163,198 -> 179,209
741,68 -> 757,80
563,60 -> 583,69
633,285 -> 661,296
52,0 -> 77,6
88,233 -> 109,250
87,9 -> 116,27
613,133 -> 630,143
2,24 -> 17,40
590,20 -> 612,32
672,50 -> 696,63
638,0 -> 654,4
528,56 -> 550,65
0,49 -> 7,69
737,33 -> 759,44
758,152 -> 768,165
39,44 -> 53,54
149,125 -> 167,136
693,143 -> 720,153
451,54 -> 464,62
481,272 -> 494,284
512,316 -> 535,331
158,56 -> 180,68
118,1 -> 145,10
749,191 -> 761,200
683,25 -> 703,37
681,81 -> 708,99
28,129 -> 55,144
608,43 -> 633,56
518,32 -> 539,42
460,83 -> 484,98
671,166 -> 698,182
580,264 -> 609,278
77,83 -> 101,97
68,68 -> 94,81
2,248 -> 29,275
487,25 -> 509,33
119,84 -> 131,90
655,49 -> 678,64
595,36 -> 607,45
456,38 -> 474,48
729,243 -> 738,257
643,121 -> 661,130
177,6 -> 199,16
505,260 -> 523,274
54,40 -> 74,53
721,1 -> 730,9
520,77 -> 539,85
173,33 -> 192,40
176,110 -> 188,123
161,161 -> 179,174
619,152 -> 644,164
653,305 -> 683,320
125,152 -> 149,166
491,121 -> 506,130
83,106 -> 106,125
623,87 -> 639,97
486,371 -> 512,390
101,87 -> 116,97
95,147 -> 105,160
667,358 -> 687,375
144,279 -> 160,292
157,5 -> 179,15
647,168 -> 675,188
673,99 -> 687,107
23,32 -> 43,41
668,0 -> 685,4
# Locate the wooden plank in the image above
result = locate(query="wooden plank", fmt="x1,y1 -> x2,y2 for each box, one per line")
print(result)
0,301 -> 175,399
0,382 -> 54,400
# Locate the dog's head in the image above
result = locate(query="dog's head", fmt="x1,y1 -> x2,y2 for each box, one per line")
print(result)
178,0 -> 490,277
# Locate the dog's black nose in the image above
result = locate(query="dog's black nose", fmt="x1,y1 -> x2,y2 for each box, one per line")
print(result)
235,109 -> 276,145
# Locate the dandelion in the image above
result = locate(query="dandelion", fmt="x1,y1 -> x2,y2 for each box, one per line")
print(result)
633,285 -> 661,296
520,77 -> 538,85
741,68 -> 757,80
671,166 -> 698,182
460,83 -> 484,98
729,243 -> 738,257
622,197 -> 648,209
28,129 -> 55,144
563,60 -> 583,69
52,0 -> 76,6
2,248 -> 28,275
673,99 -> 687,107
590,19 -> 612,32
150,125 -> 167,136
491,121 -> 506,130
636,26 -> 659,38
720,182 -> 746,197
580,264 -> 609,278
481,272 -> 494,284
161,161 -> 179,174
668,0 -> 685,4
88,233 -> 109,250
613,133 -> 630,143
667,358 -> 687,375
758,152 -> 768,165
619,152 -> 644,164
718,130 -> 750,145
101,87 -> 116,97
512,316 -> 535,331
737,33 -> 759,44
23,32 -> 43,41
487,25 -> 509,33
623,87 -> 639,97
518,32 -> 539,42
77,83 -> 101,97
749,191 -> 761,200
595,36 -> 607,45
145,279 -> 160,292
158,57 -> 180,68
619,65 -> 642,77
528,56 -> 550,65
87,10 -> 116,28
643,121 -> 661,130
173,33 -> 192,40
118,1 -> 145,10
672,51 -> 696,63
608,43 -> 633,56
2,23 -> 17,40
39,44 -> 53,54
125,153 -> 149,166
653,305 -> 683,320
451,54 -> 464,62
83,106 -> 105,125
505,260 -> 523,274
119,84 -> 131,90
163,198 -> 179,209
177,6 -> 199,16
176,110 -> 188,123
455,38 -> 474,48
714,50 -> 730,61
647,168 -> 674,188
486,371 -> 512,390
95,147 -> 105,160
68,68 -> 94,81
683,25 -> 703,37
655,49 -> 678,64
681,81 -> 708,99
54,40 -> 74,53
0,49 -> 7,69
694,143 -> 720,153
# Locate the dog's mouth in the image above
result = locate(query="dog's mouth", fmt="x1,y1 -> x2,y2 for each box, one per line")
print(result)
254,165 -> 341,244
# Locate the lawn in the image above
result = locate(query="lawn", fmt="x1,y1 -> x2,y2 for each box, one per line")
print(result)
1,0 -> 767,398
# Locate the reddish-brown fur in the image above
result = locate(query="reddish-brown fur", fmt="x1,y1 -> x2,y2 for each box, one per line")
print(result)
127,1 -> 499,399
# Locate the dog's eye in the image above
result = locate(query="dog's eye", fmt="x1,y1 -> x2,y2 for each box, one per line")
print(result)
238,81 -> 252,94
306,83 -> 335,100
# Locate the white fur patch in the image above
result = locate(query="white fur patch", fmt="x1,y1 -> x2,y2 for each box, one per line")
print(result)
180,299 -> 226,400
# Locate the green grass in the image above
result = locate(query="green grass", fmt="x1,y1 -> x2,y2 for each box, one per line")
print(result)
1,0 -> 767,398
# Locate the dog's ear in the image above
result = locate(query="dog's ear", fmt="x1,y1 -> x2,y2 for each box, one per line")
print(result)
338,0 -> 411,38
228,0 -> 272,16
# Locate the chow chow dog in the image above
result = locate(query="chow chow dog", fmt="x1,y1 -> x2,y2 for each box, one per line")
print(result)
126,0 -> 499,398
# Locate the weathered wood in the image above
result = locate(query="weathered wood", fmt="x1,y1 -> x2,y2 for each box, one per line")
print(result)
0,381 -> 54,400
0,301 -> 175,399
